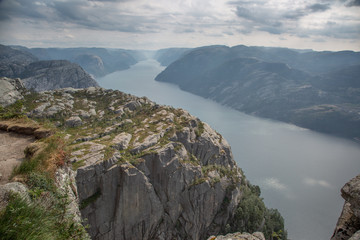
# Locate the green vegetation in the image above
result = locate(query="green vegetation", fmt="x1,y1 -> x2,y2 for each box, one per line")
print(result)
13,134 -> 67,177
0,192 -> 88,240
225,184 -> 287,240
195,119 -> 205,138
1,130 -> 89,239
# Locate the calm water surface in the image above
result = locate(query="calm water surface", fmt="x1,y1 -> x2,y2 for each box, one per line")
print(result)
97,59 -> 360,240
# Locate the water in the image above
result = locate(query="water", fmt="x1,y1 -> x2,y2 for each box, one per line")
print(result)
97,59 -> 360,240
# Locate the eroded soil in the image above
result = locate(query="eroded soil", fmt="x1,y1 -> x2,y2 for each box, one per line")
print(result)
0,130 -> 34,185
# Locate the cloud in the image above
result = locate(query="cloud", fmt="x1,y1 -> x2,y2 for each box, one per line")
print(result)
0,0 -> 359,50
346,0 -> 360,7
263,177 -> 287,191
307,3 -> 331,12
303,177 -> 333,188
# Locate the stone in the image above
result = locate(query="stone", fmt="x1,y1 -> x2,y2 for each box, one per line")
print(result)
349,230 -> 360,240
0,77 -> 25,107
0,182 -> 30,210
124,101 -> 141,111
111,133 -> 132,150
65,116 -> 83,127
331,174 -> 360,240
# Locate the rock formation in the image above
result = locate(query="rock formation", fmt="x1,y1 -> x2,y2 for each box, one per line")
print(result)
0,77 -> 26,107
0,77 -> 285,239
20,60 -> 99,91
331,174 -> 360,240
0,45 -> 99,91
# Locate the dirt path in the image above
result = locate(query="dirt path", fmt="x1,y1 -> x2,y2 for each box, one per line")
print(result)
0,130 -> 34,185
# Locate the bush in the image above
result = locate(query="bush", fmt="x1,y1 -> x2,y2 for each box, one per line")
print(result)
226,184 -> 287,240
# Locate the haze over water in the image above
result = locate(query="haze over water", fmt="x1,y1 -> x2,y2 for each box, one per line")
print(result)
97,59 -> 360,240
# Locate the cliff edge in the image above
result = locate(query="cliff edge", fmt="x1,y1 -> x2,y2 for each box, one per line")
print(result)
331,174 -> 360,240
0,77 -> 285,240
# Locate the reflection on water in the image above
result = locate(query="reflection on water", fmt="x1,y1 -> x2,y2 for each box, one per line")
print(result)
98,59 -> 360,240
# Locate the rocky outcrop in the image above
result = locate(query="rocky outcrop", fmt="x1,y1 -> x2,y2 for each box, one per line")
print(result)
331,174 -> 360,240
208,232 -> 265,240
21,60 -> 99,92
0,84 -> 284,239
0,77 -> 26,107
0,45 -> 99,91
14,86 -> 247,240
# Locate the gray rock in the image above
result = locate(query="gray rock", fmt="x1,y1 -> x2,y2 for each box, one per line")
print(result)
21,60 -> 99,92
111,133 -> 132,150
349,230 -> 360,240
124,100 -> 142,111
331,174 -> 360,240
208,232 -> 265,240
65,116 -> 83,127
0,77 -> 25,107
0,182 -> 29,210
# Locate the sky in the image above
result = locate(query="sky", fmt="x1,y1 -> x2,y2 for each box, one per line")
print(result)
0,0 -> 359,51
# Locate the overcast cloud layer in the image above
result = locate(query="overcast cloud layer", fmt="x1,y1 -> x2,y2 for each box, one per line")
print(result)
0,0 -> 359,50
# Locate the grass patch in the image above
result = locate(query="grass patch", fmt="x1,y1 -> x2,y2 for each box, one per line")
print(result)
13,134 -> 68,177
71,160 -> 86,170
0,193 -> 88,240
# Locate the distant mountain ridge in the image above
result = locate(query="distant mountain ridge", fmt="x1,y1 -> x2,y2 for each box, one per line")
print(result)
12,46 -> 143,77
156,45 -> 360,140
0,44 -> 98,91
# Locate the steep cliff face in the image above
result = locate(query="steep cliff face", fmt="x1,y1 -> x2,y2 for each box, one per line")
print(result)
331,174 -> 360,240
0,78 -> 285,240
23,87 -> 243,239
20,60 -> 98,91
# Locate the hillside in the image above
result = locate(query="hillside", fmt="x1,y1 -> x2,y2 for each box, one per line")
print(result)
17,46 -> 142,77
0,77 -> 285,240
155,45 -> 360,140
0,45 -> 98,91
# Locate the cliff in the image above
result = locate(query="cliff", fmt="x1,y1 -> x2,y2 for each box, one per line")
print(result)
331,174 -> 360,240
0,45 -> 99,91
0,77 -> 285,240
20,60 -> 99,91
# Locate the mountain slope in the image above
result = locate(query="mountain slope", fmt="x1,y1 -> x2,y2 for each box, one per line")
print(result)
0,45 -> 99,91
20,60 -> 98,91
156,45 -> 360,140
23,47 -> 140,77
0,44 -> 38,78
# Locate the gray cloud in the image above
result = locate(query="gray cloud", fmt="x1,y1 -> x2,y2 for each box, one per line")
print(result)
307,3 -> 331,12
0,0 -> 158,33
346,0 -> 360,6
230,0 -> 359,39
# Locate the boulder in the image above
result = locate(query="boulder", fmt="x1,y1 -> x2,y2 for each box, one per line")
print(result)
0,77 -> 25,107
65,116 -> 83,127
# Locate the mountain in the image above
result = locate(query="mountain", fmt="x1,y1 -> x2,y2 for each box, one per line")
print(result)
20,60 -> 99,91
154,48 -> 192,66
19,47 -> 142,77
155,45 -> 360,140
0,44 -> 98,91
0,77 -> 285,240
0,44 -> 38,78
